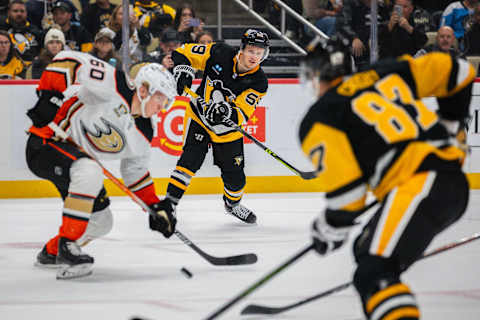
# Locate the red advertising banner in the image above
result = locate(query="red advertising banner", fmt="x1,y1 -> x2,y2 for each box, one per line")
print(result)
151,97 -> 188,157
152,98 -> 266,155
242,106 -> 266,144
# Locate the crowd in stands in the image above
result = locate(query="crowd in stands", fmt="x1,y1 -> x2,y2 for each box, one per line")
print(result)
0,0 -> 478,79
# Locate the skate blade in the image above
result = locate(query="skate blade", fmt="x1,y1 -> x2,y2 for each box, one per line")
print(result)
56,263 -> 93,280
34,261 -> 65,269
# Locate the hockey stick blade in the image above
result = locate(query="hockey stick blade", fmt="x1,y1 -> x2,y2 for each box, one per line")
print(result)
240,232 -> 480,316
175,231 -> 258,266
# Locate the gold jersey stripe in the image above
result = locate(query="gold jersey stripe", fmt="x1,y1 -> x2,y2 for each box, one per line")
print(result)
169,177 -> 187,191
383,307 -> 420,320
366,283 -> 411,313
373,172 -> 430,256
176,165 -> 195,177
64,196 -> 94,214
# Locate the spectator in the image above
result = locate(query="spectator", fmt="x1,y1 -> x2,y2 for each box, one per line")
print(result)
0,0 -> 41,64
31,27 -> 65,79
108,4 -> 151,64
173,3 -> 205,43
415,26 -> 461,57
465,3 -> 480,55
51,1 -> 93,52
0,30 -> 26,79
303,0 -> 343,37
26,0 -> 80,30
197,31 -> 214,45
81,0 -> 116,37
441,0 -> 478,49
337,0 -> 390,69
90,27 -> 120,68
144,27 -> 181,69
379,0 -> 427,58
134,0 -> 175,37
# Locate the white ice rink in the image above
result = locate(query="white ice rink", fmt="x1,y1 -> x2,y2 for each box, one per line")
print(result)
1,191 -> 480,320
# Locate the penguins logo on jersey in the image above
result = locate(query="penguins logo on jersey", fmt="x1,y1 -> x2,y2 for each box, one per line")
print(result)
81,117 -> 126,153
205,77 -> 236,103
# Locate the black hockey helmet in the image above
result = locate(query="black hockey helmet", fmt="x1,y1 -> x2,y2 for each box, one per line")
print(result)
240,29 -> 270,61
300,32 -> 353,83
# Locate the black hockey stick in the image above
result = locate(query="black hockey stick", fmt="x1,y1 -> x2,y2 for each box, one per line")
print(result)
240,231 -> 480,315
48,123 -> 257,266
201,243 -> 315,320
184,87 -> 318,180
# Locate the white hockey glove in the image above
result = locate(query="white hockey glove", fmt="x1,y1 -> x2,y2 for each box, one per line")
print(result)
172,64 -> 194,96
311,210 -> 352,256
204,101 -> 233,126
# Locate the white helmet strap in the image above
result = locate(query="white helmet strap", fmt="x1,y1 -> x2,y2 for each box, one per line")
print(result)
136,86 -> 152,118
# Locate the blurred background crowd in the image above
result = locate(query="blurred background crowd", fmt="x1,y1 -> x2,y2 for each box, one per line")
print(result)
0,0 -> 478,79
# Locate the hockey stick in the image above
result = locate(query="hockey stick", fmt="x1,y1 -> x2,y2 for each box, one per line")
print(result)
47,123 -> 257,266
201,243 -> 315,320
199,200 -> 379,319
184,87 -> 318,180
240,231 -> 480,315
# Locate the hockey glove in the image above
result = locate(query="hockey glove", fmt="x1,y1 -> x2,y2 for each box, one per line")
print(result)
311,210 -> 352,256
173,64 -> 194,96
27,90 -> 64,128
149,199 -> 177,238
205,101 -> 233,125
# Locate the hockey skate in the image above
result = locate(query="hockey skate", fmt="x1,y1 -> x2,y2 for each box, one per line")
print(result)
56,237 -> 94,280
34,245 -> 63,269
225,202 -> 257,224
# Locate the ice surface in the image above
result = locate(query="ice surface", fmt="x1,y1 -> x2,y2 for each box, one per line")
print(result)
1,192 -> 479,320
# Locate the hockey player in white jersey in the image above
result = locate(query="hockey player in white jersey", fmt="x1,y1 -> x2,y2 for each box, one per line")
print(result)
26,51 -> 178,279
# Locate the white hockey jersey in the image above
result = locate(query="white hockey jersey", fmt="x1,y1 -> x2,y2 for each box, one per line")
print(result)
29,51 -> 157,199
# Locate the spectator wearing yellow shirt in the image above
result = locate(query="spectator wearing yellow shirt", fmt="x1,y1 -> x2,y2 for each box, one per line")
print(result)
0,30 -> 25,79
134,0 -> 175,37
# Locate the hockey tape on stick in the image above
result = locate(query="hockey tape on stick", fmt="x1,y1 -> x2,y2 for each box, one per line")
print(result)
184,87 -> 319,180
240,231 -> 480,316
47,122 -> 257,266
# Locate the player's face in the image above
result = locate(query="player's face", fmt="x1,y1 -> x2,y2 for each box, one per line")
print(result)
239,45 -> 265,70
144,91 -> 170,117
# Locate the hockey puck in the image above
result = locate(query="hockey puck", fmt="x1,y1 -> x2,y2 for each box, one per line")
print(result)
181,267 -> 193,278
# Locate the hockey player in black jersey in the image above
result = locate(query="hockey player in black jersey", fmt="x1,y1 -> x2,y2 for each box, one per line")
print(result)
158,29 -> 269,224
299,35 -> 475,320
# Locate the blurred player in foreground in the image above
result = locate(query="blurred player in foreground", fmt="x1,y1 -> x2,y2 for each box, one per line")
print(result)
299,35 -> 475,319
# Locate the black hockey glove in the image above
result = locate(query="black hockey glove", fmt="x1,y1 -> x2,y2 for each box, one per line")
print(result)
27,90 -> 64,128
311,210 -> 352,256
149,199 -> 177,238
205,101 -> 233,125
173,64 -> 194,96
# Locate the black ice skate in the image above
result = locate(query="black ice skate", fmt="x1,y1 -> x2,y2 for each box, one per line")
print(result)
35,245 -> 63,269
225,203 -> 257,224
56,237 -> 94,280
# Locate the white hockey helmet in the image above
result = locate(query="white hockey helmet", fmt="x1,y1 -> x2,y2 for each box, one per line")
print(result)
134,63 -> 177,117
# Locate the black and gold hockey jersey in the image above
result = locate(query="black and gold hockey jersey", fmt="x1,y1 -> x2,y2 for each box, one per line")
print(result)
172,42 -> 268,143
299,52 -> 476,214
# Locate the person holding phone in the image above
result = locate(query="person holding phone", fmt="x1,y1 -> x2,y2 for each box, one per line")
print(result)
379,0 -> 427,58
173,3 -> 204,43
